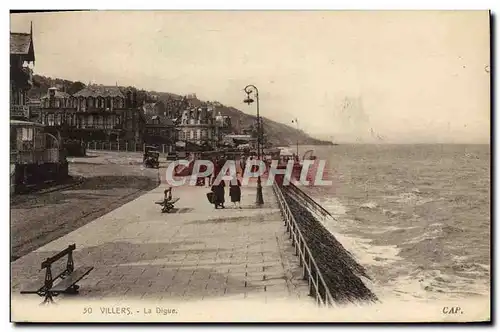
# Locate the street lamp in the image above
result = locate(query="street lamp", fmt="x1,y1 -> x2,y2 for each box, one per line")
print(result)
243,84 -> 264,205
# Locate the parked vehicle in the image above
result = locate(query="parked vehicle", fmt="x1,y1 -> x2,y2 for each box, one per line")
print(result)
143,146 -> 160,168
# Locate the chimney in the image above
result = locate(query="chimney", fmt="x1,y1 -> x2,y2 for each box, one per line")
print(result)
48,87 -> 56,108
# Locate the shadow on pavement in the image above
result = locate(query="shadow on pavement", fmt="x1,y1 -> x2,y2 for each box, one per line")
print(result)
13,241 -> 259,301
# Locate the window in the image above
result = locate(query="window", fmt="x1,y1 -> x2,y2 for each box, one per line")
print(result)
21,128 -> 33,141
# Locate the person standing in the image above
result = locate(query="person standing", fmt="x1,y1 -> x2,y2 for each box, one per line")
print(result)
229,176 -> 242,209
211,179 -> 225,209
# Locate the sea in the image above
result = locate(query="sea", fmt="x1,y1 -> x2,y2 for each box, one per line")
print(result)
300,144 -> 490,305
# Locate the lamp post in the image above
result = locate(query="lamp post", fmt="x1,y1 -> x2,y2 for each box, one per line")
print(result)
292,118 -> 299,157
243,84 -> 264,205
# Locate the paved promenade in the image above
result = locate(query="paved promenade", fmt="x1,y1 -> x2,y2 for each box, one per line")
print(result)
11,177 -> 310,306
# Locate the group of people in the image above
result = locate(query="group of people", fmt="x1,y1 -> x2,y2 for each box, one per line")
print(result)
208,154 -> 242,209
210,176 -> 242,209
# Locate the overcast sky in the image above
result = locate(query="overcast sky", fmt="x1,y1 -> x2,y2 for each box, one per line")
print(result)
11,11 -> 490,143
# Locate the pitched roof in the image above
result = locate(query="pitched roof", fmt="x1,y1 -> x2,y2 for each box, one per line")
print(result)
73,85 -> 125,98
10,32 -> 32,55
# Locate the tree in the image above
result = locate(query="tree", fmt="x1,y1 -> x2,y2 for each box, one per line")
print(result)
67,81 -> 86,95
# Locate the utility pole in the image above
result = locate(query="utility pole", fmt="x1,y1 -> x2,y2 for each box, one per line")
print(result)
292,118 -> 299,157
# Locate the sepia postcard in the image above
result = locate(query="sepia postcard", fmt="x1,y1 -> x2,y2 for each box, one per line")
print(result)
9,10 -> 490,323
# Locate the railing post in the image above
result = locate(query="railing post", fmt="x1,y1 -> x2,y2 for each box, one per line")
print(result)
126,142 -> 128,151
316,272 -> 319,299
309,269 -> 314,297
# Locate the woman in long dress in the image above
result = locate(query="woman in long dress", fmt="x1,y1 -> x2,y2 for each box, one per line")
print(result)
211,180 -> 225,209
229,177 -> 242,209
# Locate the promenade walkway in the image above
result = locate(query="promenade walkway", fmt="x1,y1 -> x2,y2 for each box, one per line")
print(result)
11,178 -> 310,308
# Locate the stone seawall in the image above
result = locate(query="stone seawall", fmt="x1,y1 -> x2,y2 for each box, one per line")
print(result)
280,185 -> 378,305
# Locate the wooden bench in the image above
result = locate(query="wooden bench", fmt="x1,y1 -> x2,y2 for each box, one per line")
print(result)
155,197 -> 180,213
20,244 -> 93,304
169,197 -> 180,205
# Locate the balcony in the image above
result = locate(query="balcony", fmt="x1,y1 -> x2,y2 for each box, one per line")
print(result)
76,124 -> 123,130
79,107 -> 127,113
10,104 -> 29,119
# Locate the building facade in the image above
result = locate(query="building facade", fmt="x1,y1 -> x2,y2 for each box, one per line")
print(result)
214,111 -> 232,145
144,114 -> 176,149
177,105 -> 217,146
141,95 -> 235,149
10,24 -> 35,120
39,85 -> 146,145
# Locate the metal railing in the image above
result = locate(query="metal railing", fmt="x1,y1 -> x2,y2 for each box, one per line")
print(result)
287,182 -> 333,219
272,182 -> 334,306
87,141 -> 174,154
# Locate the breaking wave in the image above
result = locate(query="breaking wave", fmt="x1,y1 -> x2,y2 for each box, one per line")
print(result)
360,201 -> 378,209
309,194 -> 490,302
